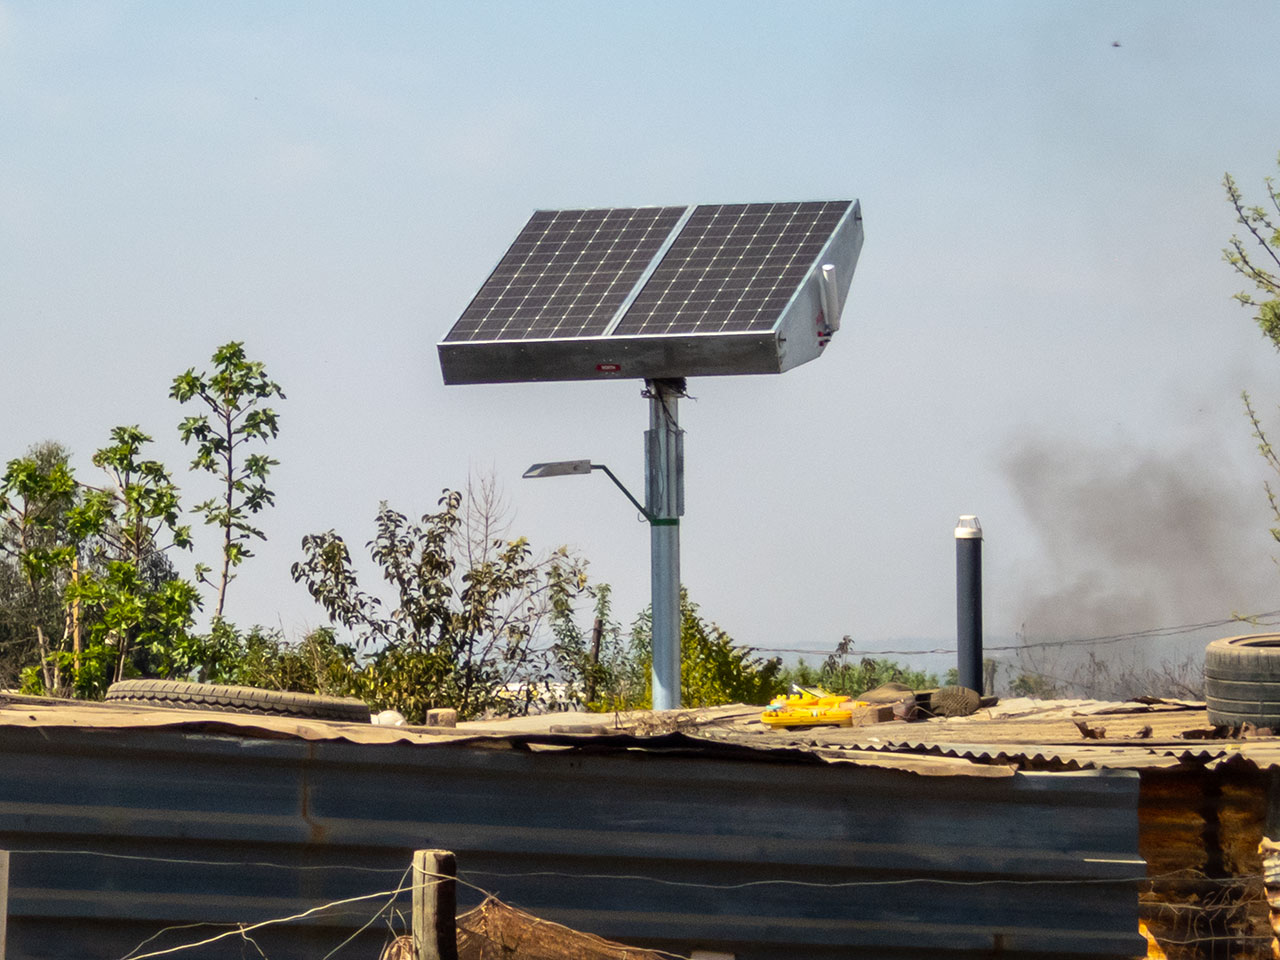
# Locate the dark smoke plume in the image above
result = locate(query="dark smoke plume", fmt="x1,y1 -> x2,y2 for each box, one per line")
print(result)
1002,435 -> 1277,692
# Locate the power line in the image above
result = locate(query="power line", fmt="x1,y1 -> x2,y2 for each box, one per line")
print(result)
750,610 -> 1280,659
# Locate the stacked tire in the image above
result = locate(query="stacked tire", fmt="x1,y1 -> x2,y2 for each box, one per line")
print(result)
105,679 -> 371,723
1205,634 -> 1280,729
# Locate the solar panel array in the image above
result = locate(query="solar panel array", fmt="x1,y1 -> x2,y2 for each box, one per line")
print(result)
443,200 -> 853,343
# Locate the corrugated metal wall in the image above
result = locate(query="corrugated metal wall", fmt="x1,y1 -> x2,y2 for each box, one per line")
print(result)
0,725 -> 1145,959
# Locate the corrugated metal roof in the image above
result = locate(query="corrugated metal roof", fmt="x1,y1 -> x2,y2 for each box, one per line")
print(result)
5,691 -> 1272,774
0,696 -> 1145,960
685,697 -> 1276,774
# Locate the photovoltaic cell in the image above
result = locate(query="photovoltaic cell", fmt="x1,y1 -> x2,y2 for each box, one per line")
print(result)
611,201 -> 853,336
444,206 -> 686,343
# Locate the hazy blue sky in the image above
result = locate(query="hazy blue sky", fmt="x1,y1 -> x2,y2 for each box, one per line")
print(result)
4,1 -> 1280,680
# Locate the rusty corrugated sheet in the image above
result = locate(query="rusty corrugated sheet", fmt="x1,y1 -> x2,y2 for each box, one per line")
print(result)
0,716 -> 1145,960
1139,766 -> 1272,959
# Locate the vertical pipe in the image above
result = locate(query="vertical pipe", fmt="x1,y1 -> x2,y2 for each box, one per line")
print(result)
955,515 -> 983,693
647,379 -> 683,711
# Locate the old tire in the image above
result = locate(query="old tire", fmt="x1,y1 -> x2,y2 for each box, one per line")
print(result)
1204,634 -> 1280,728
105,679 -> 371,723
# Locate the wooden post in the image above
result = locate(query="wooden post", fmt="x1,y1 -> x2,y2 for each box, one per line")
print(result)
412,849 -> 456,960
0,849 -> 9,960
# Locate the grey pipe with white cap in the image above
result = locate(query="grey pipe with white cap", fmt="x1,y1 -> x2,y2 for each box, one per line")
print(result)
955,515 -> 983,693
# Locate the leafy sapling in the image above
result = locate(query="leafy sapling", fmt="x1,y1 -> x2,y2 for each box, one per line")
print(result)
171,342 -> 285,621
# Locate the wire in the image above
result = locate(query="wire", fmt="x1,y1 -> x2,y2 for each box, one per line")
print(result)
121,923 -> 231,960
750,609 -> 1280,658
756,645 -> 957,656
12,847 -> 1257,894
320,865 -> 414,960
462,868 -> 1148,890
237,928 -> 269,960
118,881 -> 427,960
1002,612 -> 1280,653
112,869 -> 565,960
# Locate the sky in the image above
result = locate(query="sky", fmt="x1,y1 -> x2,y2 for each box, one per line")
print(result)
3,0 -> 1280,685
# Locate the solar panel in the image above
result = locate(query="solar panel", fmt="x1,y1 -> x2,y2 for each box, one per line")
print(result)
445,206 -> 686,343
614,201 -> 851,337
438,199 -> 863,384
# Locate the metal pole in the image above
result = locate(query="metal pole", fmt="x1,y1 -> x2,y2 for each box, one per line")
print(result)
646,379 -> 684,710
955,515 -> 983,693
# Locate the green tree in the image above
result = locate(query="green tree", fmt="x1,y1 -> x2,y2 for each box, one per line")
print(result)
598,590 -> 784,710
777,638 -> 938,698
1244,394 -> 1280,547
1224,155 -> 1280,348
171,341 -> 285,621
199,621 -> 361,697
291,490 -> 586,721
1225,156 -> 1280,548
0,444 -> 79,693
64,426 -> 201,693
2,430 -> 201,697
549,580 -> 613,706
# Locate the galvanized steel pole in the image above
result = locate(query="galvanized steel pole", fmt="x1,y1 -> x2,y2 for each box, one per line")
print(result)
955,515 -> 983,693
646,379 -> 684,711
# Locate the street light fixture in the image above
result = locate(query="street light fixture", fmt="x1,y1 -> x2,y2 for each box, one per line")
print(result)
523,460 -> 652,520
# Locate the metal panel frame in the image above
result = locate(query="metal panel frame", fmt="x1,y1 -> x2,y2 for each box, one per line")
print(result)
438,329 -> 782,384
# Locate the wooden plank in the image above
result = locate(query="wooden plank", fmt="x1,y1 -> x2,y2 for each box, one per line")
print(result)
412,849 -> 457,960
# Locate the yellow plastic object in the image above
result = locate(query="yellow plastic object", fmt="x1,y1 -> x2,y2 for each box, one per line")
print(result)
760,686 -> 862,728
1138,920 -> 1167,959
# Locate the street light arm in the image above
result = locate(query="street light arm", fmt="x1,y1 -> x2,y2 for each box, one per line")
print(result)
592,464 -> 652,521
